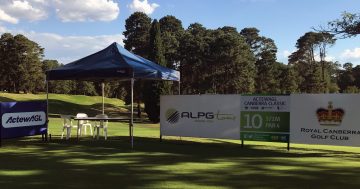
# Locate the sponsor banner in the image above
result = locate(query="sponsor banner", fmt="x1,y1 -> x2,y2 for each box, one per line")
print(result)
2,112 -> 46,128
1,101 -> 47,139
240,95 -> 290,142
290,94 -> 360,147
160,95 -> 240,140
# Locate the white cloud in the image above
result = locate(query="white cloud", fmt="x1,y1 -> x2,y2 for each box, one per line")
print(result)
128,0 -> 159,15
325,56 -> 335,62
0,0 -> 48,24
314,54 -> 335,62
28,32 -> 125,64
0,26 -> 124,64
54,0 -> 119,22
282,50 -> 293,58
0,25 -> 7,33
339,48 -> 360,64
0,8 -> 18,24
341,48 -> 360,59
0,0 -> 120,23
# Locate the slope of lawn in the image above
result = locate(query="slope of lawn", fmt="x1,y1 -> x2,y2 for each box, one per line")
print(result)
1,93 -> 360,189
0,92 -> 129,117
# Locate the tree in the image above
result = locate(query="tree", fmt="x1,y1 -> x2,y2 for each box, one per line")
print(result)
42,59 -> 59,72
317,32 -> 336,90
123,12 -> 152,117
208,28 -> 256,93
349,65 -> 360,91
144,19 -> 167,123
178,24 -> 257,94
338,62 -> 355,92
73,81 -> 97,96
289,32 -> 336,93
0,33 -> 44,93
179,23 -> 209,94
240,28 -> 278,93
278,64 -> 299,93
43,60 -> 66,94
0,33 -> 17,92
159,15 -> 183,34
123,12 -> 152,57
13,34 -> 45,93
159,15 -> 184,70
318,12 -> 360,38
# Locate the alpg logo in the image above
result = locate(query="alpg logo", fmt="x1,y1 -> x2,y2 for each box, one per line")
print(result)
165,108 -> 213,124
165,108 -> 235,124
166,109 -> 180,124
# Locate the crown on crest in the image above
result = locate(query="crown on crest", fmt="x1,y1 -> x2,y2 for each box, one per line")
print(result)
316,101 -> 344,126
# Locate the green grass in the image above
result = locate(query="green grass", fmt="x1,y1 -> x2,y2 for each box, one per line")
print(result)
1,93 -> 360,188
0,92 -> 130,117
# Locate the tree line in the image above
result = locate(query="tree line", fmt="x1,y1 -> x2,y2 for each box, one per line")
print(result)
0,12 -> 359,122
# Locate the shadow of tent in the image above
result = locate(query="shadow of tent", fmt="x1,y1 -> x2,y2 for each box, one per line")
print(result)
1,136 -> 360,189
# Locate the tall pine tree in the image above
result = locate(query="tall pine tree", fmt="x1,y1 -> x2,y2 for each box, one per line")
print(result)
143,19 -> 168,123
123,12 -> 152,117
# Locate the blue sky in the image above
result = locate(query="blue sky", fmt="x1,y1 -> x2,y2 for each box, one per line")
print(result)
0,0 -> 359,65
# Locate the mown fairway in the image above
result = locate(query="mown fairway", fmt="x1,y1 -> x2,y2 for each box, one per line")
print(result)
1,93 -> 360,189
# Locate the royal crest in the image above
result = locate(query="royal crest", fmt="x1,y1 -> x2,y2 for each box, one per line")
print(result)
316,101 -> 344,126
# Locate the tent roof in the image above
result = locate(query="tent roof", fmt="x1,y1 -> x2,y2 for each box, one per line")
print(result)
46,42 -> 180,81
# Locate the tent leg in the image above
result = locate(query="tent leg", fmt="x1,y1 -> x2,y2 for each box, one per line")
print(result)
130,78 -> 134,149
102,82 -> 105,114
0,122 -> 2,147
178,81 -> 181,95
46,80 -> 49,142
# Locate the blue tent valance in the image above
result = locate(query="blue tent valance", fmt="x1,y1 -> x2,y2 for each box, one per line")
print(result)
46,42 -> 180,81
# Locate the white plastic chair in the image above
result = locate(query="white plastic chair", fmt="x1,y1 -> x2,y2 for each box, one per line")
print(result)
93,114 -> 108,140
76,113 -> 93,136
60,115 -> 76,140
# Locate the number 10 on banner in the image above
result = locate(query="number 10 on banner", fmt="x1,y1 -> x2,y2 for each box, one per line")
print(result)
243,114 -> 263,129
240,112 -> 290,133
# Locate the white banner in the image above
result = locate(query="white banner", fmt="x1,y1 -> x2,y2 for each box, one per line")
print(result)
290,94 -> 360,146
160,95 -> 241,139
2,111 -> 46,128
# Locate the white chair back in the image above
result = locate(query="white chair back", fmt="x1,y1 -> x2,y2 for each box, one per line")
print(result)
76,113 -> 88,118
76,113 -> 88,124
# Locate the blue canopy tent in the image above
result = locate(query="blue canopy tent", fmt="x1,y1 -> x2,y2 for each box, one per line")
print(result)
46,42 -> 180,147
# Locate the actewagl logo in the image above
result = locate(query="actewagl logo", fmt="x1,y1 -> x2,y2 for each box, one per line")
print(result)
166,109 -> 180,124
2,111 -> 46,128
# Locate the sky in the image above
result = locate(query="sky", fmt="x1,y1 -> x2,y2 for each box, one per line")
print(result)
0,0 -> 359,66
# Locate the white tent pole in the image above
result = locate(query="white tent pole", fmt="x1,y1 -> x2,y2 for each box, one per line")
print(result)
46,80 -> 49,141
102,82 -> 105,114
131,78 -> 134,149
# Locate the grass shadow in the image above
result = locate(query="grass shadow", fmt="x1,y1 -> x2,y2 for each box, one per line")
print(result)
48,99 -> 130,117
1,136 -> 360,189
0,96 -> 15,102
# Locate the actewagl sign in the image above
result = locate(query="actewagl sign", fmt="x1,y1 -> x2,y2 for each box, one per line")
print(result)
1,101 -> 47,139
2,111 -> 46,128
